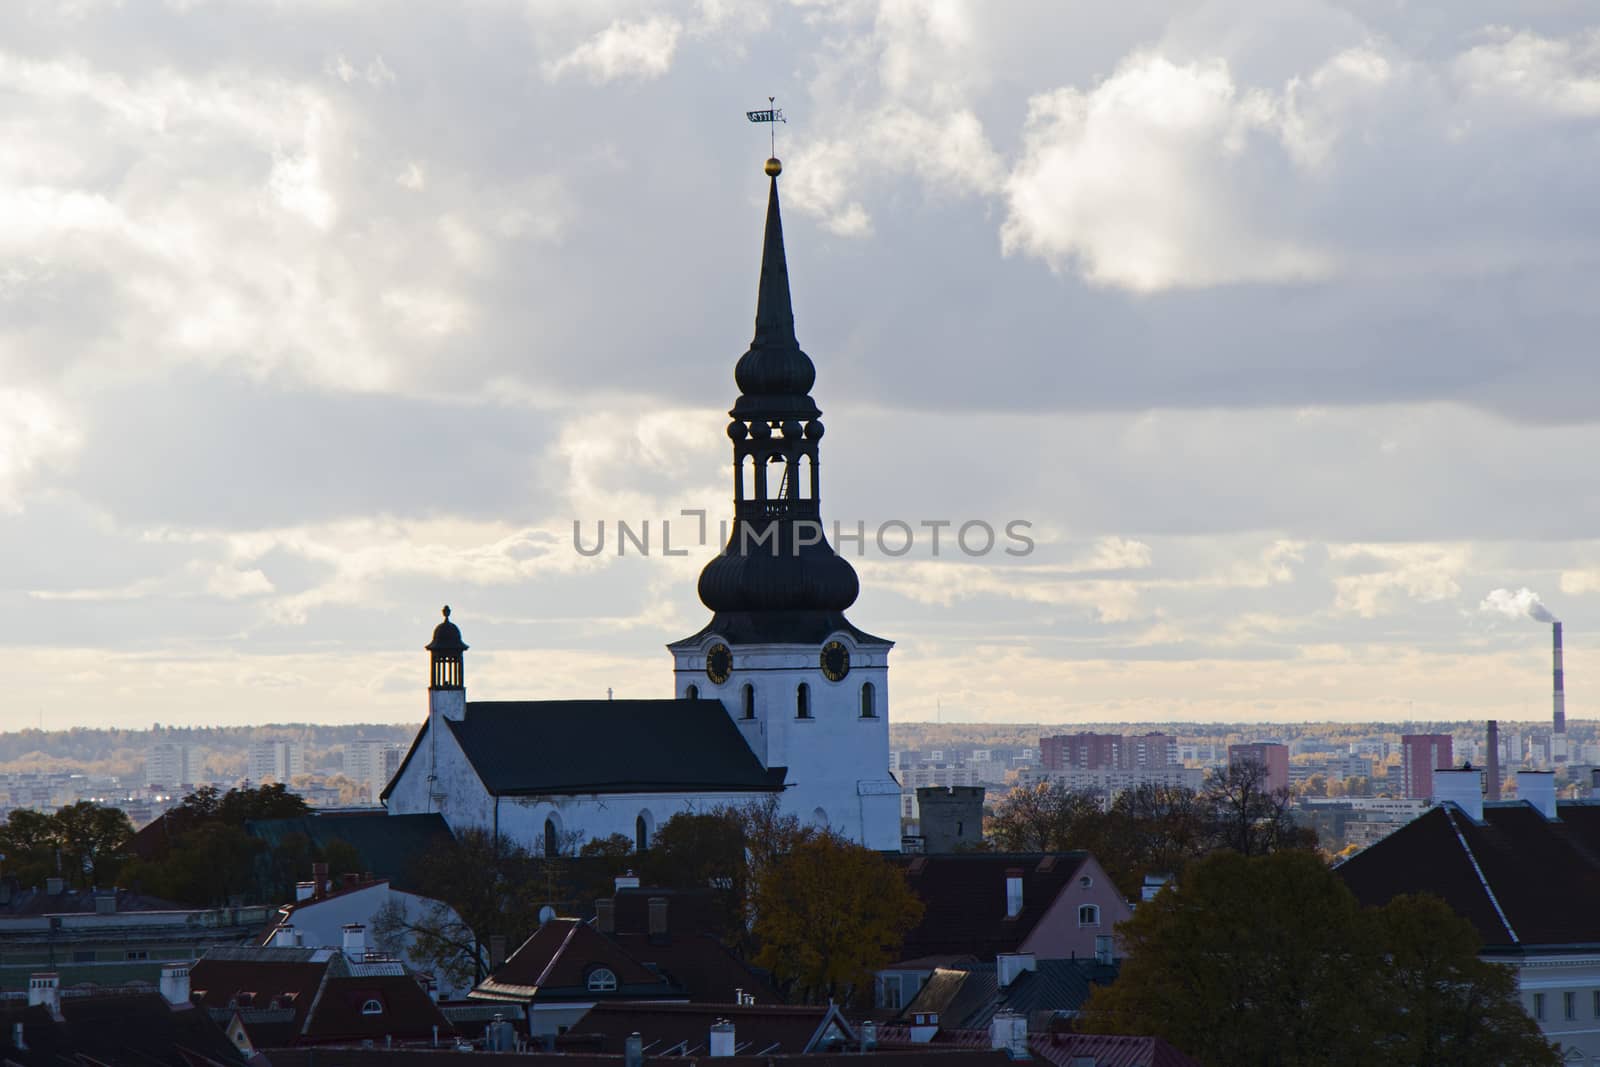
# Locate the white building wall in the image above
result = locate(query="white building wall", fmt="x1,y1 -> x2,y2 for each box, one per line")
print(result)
1515,954 -> 1600,1061
670,633 -> 899,850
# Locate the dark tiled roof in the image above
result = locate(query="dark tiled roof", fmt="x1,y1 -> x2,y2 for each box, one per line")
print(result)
245,811 -> 452,891
894,853 -> 1090,959
610,888 -> 723,936
300,976 -> 453,1042
570,1000 -> 855,1056
473,919 -> 675,1002
441,700 -> 785,796
0,994 -> 246,1067
0,885 -> 189,915
260,1045 -> 1010,1065
190,951 -> 331,1032
876,1026 -> 1200,1067
899,959 -> 1116,1031
610,931 -> 780,1005
1337,799 -> 1600,948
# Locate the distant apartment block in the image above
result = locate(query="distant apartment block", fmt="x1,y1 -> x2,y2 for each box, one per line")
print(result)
144,742 -> 197,790
1228,742 -> 1290,793
342,740 -> 405,803
1019,765 -> 1204,798
1399,734 -> 1454,799
247,740 -> 304,785
1040,732 -> 1176,772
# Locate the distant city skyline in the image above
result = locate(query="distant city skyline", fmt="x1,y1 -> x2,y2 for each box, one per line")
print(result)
3,4 -> 1599,728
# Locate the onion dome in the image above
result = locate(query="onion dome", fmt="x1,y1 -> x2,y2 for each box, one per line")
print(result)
426,605 -> 467,652
698,530 -> 860,614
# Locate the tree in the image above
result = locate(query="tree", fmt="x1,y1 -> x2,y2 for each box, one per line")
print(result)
750,833 -> 922,1005
1079,851 -> 1558,1067
1203,759 -> 1315,857
51,802 -> 133,887
0,808 -> 61,886
1372,894 -> 1558,1066
986,781 -> 1102,852
403,829 -> 542,983
372,897 -> 485,991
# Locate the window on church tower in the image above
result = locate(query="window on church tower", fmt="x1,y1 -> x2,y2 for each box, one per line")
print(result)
742,684 -> 755,719
686,684 -> 699,700
860,682 -> 876,718
796,683 -> 811,718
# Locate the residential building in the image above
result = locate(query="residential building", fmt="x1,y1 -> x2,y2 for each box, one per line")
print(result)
1338,768 -> 1600,1061
1016,765 -> 1205,799
879,852 -> 1133,1011
1227,743 -> 1289,793
1398,734 -> 1453,799
247,740 -> 304,785
597,887 -> 780,1005
894,953 -> 1118,1032
1040,732 -> 1176,773
342,741 -> 405,804
145,743 -> 198,790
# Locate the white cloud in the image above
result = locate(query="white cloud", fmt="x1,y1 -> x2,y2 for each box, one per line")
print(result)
1455,28 -> 1600,116
0,389 -> 79,510
1328,543 -> 1469,618
545,17 -> 682,84
1001,52 -> 1330,291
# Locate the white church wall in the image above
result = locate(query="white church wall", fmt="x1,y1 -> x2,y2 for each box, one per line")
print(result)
494,789 -> 776,856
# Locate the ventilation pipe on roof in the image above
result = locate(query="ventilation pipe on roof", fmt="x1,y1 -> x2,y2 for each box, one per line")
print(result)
342,923 -> 366,957
1519,771 -> 1558,820
12,1022 -> 25,1051
1004,869 -> 1024,919
1432,768 -> 1484,821
624,1032 -> 644,1067
709,1019 -> 736,1057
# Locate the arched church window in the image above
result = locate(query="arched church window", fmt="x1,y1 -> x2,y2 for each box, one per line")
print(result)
686,684 -> 699,700
796,683 -> 811,719
636,813 -> 651,852
544,818 -> 558,858
860,682 -> 876,718
742,684 -> 755,719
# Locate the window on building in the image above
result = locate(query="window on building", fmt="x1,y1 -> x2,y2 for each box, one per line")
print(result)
587,967 -> 618,992
860,682 -> 876,718
1565,991 -> 1576,1020
636,814 -> 650,853
796,683 -> 811,718
544,818 -> 558,858
880,975 -> 901,1010
361,999 -> 383,1016
1078,905 -> 1100,927
1534,992 -> 1546,1020
126,950 -> 149,961
742,684 -> 755,719
72,950 -> 96,963
686,684 -> 699,700
1593,989 -> 1600,1018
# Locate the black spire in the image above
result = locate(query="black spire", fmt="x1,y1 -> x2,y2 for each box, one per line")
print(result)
694,163 -> 866,639
733,177 -> 817,413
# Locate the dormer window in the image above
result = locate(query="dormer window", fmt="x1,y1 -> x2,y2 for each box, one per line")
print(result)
1078,904 -> 1100,927
587,967 -> 618,992
361,999 -> 383,1016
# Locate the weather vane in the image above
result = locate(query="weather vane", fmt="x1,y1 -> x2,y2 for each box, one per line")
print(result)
746,96 -> 786,174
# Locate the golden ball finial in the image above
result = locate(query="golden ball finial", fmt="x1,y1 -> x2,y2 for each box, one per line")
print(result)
764,157 -> 782,177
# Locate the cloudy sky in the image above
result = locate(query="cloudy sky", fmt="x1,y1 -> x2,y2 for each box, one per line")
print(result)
3,0 -> 1599,729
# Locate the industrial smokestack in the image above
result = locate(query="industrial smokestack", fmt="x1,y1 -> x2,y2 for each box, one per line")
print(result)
1554,622 -> 1567,735
1486,720 -> 1502,801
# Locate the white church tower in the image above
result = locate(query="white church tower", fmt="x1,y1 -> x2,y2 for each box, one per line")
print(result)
668,157 -> 901,850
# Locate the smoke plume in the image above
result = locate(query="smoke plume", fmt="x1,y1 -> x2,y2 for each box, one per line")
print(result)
1481,587 -> 1558,624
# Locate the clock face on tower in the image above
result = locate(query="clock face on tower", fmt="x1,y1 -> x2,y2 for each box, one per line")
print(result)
705,643 -> 732,684
820,640 -> 851,682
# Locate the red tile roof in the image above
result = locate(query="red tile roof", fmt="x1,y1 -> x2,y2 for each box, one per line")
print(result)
472,919 -> 670,1002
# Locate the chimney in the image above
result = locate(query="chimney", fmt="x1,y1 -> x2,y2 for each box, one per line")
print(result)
11,1022 -> 24,1051
45,877 -> 64,897
295,881 -> 315,902
615,871 -> 640,892
342,923 -> 367,957
312,862 -> 329,900
1485,721 -> 1502,802
624,1033 -> 644,1067
648,896 -> 669,939
159,964 -> 191,1006
988,1010 -> 1028,1058
709,1019 -> 736,1057
861,1021 -> 878,1051
1004,868 -> 1024,918
1519,770 -> 1558,819
996,952 -> 1037,988
595,898 -> 615,935
27,973 -> 60,1019
1432,767 -> 1484,821
909,1012 -> 940,1043
94,890 -> 117,914
489,935 -> 508,969
271,924 -> 301,947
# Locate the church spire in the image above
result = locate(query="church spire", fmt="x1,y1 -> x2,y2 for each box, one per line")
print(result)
734,166 -> 816,412
752,172 -> 796,352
